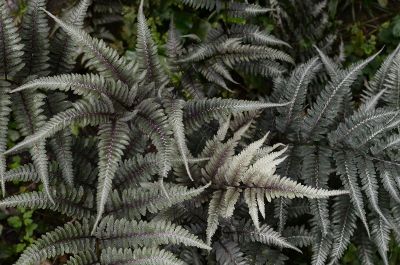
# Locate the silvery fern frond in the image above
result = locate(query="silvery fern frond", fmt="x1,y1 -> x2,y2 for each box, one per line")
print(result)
180,0 -> 217,11
44,10 -> 135,85
101,247 -> 187,265
302,50 -> 380,139
328,196 -> 357,265
0,1 -> 24,79
137,0 -> 168,87
96,216 -> 211,250
50,0 -> 92,74
93,119 -> 130,232
275,57 -> 321,132
105,182 -> 210,220
6,99 -> 115,154
14,220 -> 95,265
21,0 -> 49,77
12,73 -> 134,108
65,251 -> 98,265
363,44 -> 400,103
227,2 -> 273,18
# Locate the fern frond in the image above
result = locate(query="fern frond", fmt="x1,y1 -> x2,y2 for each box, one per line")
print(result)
165,99 -> 192,180
11,73 -> 134,107
350,113 -> 400,148
363,44 -> 400,101
311,230 -> 332,265
0,0 -> 22,192
282,226 -> 314,248
101,247 -> 186,265
11,91 -> 53,201
113,153 -> 159,189
0,82 -> 11,194
243,169 -> 348,201
371,216 -> 390,265
0,1 -> 24,79
230,24 -> 290,48
44,10 -> 134,85
300,146 -> 331,235
206,190 -> 223,245
302,51 -> 380,138
355,230 -> 376,265
15,220 -> 95,265
50,0 -> 92,74
137,0 -> 167,86
135,99 -> 173,179
0,184 -> 93,219
181,38 -> 293,65
371,132 -> 400,154
97,216 -> 211,250
217,133 -> 269,186
227,2 -> 273,18
93,119 -> 130,232
276,57 -> 321,132
21,0 -> 50,76
357,156 -> 388,224
215,240 -> 248,265
66,251 -> 98,265
246,224 -> 301,252
328,196 -> 357,265
335,151 -> 370,236
184,98 -> 289,131
4,163 -> 38,183
50,130 -> 74,185
105,182 -> 210,219
328,108 -> 397,145
31,140 -> 54,203
275,198 -> 289,232
314,46 -> 340,78
382,57 -> 400,109
166,19 -> 184,69
6,99 -> 115,155
180,0 -> 216,10
201,123 -> 251,181
377,162 -> 400,203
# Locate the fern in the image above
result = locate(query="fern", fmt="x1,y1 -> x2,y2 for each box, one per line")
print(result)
2,1 -> 400,264
93,119 -> 130,231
